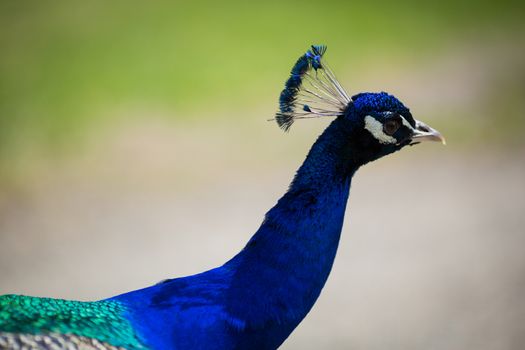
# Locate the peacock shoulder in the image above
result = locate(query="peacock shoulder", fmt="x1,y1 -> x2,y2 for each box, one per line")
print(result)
0,294 -> 146,349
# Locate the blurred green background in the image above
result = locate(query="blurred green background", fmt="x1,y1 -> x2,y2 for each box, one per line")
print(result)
1,1 -> 525,349
1,0 -> 524,184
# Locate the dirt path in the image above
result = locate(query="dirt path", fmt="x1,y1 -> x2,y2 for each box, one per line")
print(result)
1,143 -> 524,349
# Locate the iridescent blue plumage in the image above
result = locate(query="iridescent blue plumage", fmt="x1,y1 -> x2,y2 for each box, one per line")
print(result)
1,45 -> 444,350
109,91 -> 431,350
113,116 -> 357,349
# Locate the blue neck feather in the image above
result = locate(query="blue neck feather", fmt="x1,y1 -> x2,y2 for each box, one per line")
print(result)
225,116 -> 357,324
113,116 -> 362,349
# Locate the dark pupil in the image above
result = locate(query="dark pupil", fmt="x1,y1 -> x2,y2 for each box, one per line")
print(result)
384,119 -> 400,136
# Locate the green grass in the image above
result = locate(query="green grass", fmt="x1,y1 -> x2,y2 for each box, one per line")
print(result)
0,0 -> 524,163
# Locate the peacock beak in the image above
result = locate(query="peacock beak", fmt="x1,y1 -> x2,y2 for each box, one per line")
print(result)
411,120 -> 446,145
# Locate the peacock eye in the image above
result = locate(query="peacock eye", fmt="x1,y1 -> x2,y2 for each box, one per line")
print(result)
383,118 -> 401,136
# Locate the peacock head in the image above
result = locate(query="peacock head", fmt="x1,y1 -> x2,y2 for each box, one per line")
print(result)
343,91 -> 444,160
274,45 -> 444,162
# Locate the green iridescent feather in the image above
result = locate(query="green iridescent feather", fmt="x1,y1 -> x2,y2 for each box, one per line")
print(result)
0,295 -> 145,349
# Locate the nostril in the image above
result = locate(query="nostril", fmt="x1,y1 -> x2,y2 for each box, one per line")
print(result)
416,121 -> 431,133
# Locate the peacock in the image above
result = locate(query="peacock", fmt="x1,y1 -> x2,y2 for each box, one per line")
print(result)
0,45 -> 444,350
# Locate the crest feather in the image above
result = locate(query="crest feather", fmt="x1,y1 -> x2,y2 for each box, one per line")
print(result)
273,45 -> 351,131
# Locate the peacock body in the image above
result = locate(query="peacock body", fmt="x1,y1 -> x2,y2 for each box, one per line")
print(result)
0,45 -> 444,350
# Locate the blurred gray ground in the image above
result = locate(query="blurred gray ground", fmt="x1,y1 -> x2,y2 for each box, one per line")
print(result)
0,120 -> 524,349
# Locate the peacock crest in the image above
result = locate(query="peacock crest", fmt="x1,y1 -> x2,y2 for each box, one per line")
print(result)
275,45 -> 352,131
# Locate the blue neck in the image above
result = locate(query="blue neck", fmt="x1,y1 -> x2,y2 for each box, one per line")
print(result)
223,117 -> 359,329
112,118 -> 362,349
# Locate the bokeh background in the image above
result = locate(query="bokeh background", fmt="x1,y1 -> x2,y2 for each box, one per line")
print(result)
1,1 -> 524,349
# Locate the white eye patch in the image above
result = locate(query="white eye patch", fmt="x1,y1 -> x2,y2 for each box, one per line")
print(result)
400,115 -> 415,131
364,115 -> 397,144
364,114 -> 415,145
